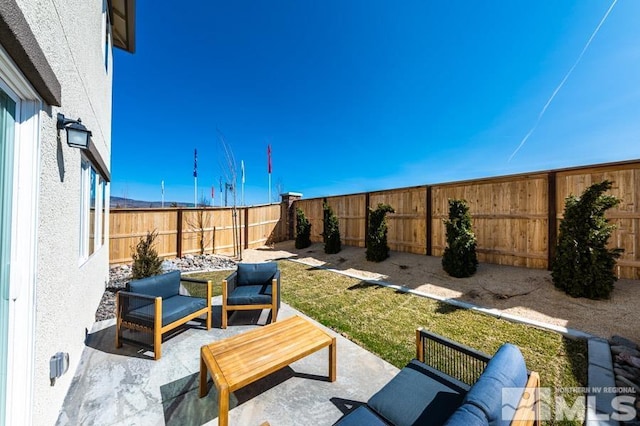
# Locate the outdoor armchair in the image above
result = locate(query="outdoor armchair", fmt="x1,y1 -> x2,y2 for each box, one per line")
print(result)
115,270 -> 212,360
222,262 -> 281,329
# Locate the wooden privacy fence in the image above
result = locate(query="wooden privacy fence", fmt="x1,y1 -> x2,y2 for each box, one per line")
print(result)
293,160 -> 640,279
109,204 -> 287,264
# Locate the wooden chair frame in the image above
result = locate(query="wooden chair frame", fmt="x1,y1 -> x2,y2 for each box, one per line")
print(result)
115,277 -> 212,360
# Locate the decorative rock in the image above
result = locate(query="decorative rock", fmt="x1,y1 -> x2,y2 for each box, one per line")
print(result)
616,375 -> 640,394
612,345 -> 640,358
610,335 -> 639,350
161,260 -> 178,272
609,334 -> 640,425
615,368 -> 637,381
621,364 -> 640,380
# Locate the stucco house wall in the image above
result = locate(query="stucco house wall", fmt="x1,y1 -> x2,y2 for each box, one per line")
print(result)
0,1 -> 132,424
18,1 -> 111,423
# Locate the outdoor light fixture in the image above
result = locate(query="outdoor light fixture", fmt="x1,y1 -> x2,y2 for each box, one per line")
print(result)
57,113 -> 92,149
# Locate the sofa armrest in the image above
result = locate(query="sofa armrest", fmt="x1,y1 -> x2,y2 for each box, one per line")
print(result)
273,269 -> 281,309
116,290 -> 161,327
180,277 -> 209,283
415,328 -> 491,387
224,271 -> 238,293
179,277 -> 213,300
117,290 -> 156,309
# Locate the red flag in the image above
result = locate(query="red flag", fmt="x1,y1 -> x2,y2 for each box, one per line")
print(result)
267,144 -> 272,174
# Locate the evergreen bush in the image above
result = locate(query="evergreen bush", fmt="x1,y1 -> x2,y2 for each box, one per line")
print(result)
442,199 -> 478,278
366,203 -> 395,262
131,230 -> 163,279
322,202 -> 341,254
552,180 -> 623,299
295,207 -> 312,249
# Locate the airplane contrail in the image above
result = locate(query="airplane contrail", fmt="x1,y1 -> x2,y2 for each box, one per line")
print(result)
508,0 -> 618,162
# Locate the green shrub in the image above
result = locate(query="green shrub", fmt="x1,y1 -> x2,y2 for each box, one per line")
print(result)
442,199 -> 478,278
131,230 -> 163,279
552,180 -> 623,299
322,202 -> 341,254
295,207 -> 312,249
366,203 -> 395,262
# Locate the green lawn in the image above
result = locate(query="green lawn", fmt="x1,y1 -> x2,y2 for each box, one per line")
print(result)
192,260 -> 586,389
192,260 -> 587,424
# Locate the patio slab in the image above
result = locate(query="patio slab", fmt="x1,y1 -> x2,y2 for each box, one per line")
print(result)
56,298 -> 399,425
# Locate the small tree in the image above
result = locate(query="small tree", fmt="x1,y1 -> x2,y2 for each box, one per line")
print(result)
322,202 -> 341,254
366,203 -> 395,262
131,230 -> 163,279
295,207 -> 312,249
552,180 -> 623,299
442,199 -> 478,278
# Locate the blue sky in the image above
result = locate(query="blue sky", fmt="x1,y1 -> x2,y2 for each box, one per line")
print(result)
111,0 -> 640,206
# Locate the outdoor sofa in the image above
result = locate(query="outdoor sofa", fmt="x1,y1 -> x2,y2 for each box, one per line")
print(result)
115,270 -> 212,360
334,329 -> 540,426
221,262 -> 280,329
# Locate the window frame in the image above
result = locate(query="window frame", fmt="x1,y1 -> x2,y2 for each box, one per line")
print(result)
79,157 -> 106,263
0,43 -> 42,426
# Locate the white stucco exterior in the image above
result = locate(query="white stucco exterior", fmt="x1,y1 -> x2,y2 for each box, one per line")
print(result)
0,0 -> 129,424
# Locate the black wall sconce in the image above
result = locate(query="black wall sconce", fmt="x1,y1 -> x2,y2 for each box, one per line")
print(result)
57,113 -> 92,149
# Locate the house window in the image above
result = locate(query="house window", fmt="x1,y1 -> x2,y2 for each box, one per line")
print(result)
80,158 -> 106,261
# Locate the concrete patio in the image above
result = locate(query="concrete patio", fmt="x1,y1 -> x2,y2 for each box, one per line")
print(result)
56,298 -> 399,425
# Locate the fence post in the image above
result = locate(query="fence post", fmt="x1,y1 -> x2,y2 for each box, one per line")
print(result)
547,172 -> 557,271
364,192 -> 370,248
176,209 -> 183,258
426,186 -> 432,256
281,192 -> 303,240
244,208 -> 249,249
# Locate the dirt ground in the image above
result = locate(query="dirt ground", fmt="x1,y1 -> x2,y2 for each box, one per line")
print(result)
241,240 -> 640,343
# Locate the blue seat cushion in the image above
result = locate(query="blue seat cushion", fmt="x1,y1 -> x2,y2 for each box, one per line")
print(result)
368,360 -> 468,426
461,343 -> 528,426
127,270 -> 181,300
444,402 -> 489,426
333,405 -> 390,426
126,295 -> 206,327
227,284 -> 273,305
237,262 -> 277,286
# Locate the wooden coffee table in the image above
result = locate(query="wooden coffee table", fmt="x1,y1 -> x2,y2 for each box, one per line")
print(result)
199,315 -> 337,426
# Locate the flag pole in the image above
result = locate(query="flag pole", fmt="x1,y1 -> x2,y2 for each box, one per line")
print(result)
241,160 -> 245,206
193,149 -> 198,208
267,144 -> 272,204
161,180 -> 165,208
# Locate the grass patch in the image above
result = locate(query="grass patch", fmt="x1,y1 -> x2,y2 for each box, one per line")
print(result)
195,260 -> 587,424
276,261 -> 587,393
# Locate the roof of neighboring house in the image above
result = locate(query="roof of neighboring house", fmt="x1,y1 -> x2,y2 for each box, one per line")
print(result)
109,0 -> 135,53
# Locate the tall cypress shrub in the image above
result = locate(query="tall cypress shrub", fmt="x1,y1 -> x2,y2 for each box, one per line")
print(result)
366,203 -> 395,262
131,230 -> 163,279
322,202 -> 341,254
295,207 -> 312,249
552,180 -> 623,299
442,199 -> 478,278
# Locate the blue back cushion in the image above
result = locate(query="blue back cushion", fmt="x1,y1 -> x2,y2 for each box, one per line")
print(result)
127,270 -> 181,299
237,263 -> 277,286
462,343 -> 528,426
